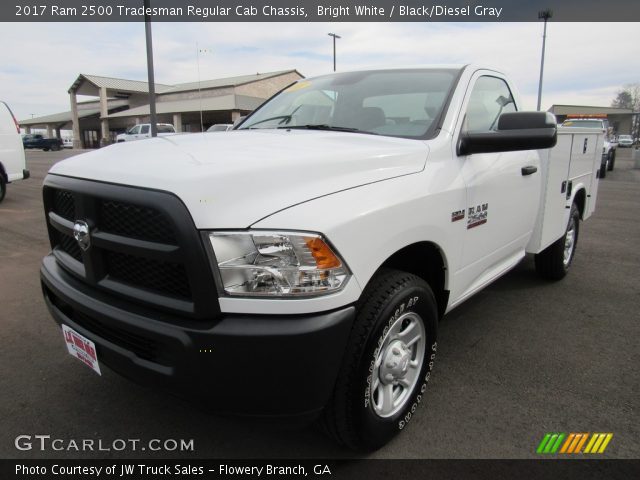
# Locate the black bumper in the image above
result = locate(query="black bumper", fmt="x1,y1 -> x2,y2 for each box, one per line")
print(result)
41,254 -> 355,419
23,169 -> 30,180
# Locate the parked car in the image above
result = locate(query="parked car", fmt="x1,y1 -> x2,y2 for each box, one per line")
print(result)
0,101 -> 29,202
22,133 -> 63,151
618,134 -> 633,147
116,123 -> 176,142
206,124 -> 233,132
62,138 -> 74,149
40,66 -> 604,451
560,118 -> 616,176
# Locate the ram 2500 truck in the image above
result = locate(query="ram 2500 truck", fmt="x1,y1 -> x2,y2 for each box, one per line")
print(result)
40,66 -> 603,451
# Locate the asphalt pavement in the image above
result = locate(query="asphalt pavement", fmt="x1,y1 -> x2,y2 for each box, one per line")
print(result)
1,148 -> 638,459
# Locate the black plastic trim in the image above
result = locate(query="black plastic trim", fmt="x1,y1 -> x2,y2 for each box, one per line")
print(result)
43,174 -> 220,319
41,255 -> 355,417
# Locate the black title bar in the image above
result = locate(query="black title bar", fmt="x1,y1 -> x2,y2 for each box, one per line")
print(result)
4,0 -> 640,22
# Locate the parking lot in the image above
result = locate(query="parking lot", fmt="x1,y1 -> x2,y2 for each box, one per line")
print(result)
1,148 -> 639,459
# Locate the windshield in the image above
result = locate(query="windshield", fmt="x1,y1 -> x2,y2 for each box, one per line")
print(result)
238,69 -> 460,139
619,135 -> 632,140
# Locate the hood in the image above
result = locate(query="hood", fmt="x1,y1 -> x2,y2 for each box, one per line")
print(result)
49,130 -> 428,228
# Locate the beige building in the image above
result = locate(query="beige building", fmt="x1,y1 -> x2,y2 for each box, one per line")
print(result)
548,105 -> 635,135
20,70 -> 303,148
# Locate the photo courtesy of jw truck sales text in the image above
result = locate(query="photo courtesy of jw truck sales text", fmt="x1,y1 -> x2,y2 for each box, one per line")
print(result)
37,65 -> 603,451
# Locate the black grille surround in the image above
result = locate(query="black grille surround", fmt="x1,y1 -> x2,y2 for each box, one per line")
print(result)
42,174 -> 220,319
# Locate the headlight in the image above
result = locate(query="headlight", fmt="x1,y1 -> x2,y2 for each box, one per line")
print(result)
209,231 -> 350,297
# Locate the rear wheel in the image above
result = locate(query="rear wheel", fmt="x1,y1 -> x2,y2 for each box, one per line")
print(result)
320,269 -> 438,451
51,143 -> 61,151
599,156 -> 607,178
607,149 -> 615,171
535,202 -> 580,280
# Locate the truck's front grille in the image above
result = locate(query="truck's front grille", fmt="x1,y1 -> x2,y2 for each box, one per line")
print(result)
101,200 -> 177,243
43,176 -> 220,319
73,310 -> 160,363
44,284 -> 163,364
106,251 -> 191,299
53,190 -> 75,220
57,230 -> 83,262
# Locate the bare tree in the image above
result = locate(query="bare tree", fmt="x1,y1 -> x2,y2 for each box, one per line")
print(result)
612,83 -> 640,139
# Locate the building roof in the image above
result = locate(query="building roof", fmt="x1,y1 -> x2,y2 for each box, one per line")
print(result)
69,70 -> 301,95
19,98 -> 129,125
549,105 -> 634,115
167,70 -> 301,93
107,94 -> 265,118
19,108 -> 101,126
69,74 -> 174,94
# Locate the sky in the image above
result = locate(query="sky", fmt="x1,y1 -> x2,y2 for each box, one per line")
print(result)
1,21 -> 638,122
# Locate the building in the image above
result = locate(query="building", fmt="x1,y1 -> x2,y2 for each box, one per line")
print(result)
548,105 -> 635,135
19,69 -> 303,148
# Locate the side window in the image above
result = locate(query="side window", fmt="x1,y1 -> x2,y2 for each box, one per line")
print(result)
463,76 -> 516,132
140,125 -> 150,134
129,126 -> 140,135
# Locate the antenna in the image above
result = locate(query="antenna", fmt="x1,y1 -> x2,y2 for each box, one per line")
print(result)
196,42 -> 204,133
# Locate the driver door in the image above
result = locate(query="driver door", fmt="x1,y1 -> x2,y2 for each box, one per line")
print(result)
456,73 -> 542,296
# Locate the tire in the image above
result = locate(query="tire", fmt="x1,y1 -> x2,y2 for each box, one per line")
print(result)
51,143 -> 61,151
0,175 -> 6,203
599,156 -> 607,179
607,149 -> 615,171
320,269 -> 438,451
535,202 -> 580,280
43,147 -> 50,152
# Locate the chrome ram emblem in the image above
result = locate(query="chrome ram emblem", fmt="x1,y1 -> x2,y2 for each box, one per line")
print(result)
73,220 -> 91,251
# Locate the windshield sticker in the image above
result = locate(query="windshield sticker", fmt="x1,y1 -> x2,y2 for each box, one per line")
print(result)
285,81 -> 311,92
467,203 -> 488,229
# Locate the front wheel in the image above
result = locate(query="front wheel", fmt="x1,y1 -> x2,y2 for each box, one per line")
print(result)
535,202 -> 580,280
320,269 -> 438,451
0,175 -> 6,203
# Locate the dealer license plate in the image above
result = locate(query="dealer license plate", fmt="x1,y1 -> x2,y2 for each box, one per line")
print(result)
62,324 -> 101,375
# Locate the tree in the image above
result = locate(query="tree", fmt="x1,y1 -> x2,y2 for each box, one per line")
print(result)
611,83 -> 640,112
611,84 -> 640,139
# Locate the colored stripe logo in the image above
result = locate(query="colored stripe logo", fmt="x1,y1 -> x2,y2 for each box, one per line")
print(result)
537,433 -> 613,454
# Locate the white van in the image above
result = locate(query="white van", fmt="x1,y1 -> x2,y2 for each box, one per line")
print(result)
0,101 -> 29,202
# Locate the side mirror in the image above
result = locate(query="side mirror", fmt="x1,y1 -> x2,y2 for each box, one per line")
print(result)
458,111 -> 557,156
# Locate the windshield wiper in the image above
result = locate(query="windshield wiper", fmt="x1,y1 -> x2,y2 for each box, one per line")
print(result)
279,124 -> 378,135
244,106 -> 301,129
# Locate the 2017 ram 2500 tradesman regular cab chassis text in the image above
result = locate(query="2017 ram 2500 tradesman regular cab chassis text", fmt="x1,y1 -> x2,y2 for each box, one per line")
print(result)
40,66 -> 602,451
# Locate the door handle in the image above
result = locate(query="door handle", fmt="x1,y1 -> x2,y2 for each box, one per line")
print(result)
521,166 -> 538,176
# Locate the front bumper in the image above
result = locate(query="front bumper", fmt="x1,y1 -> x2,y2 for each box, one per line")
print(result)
41,254 -> 354,419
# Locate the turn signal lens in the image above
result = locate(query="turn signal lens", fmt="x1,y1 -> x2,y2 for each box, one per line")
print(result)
304,236 -> 341,269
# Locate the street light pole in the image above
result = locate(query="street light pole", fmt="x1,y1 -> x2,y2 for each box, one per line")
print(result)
536,9 -> 552,112
144,0 -> 157,137
328,33 -> 341,72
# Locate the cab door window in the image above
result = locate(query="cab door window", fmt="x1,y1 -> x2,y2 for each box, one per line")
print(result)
463,76 -> 516,132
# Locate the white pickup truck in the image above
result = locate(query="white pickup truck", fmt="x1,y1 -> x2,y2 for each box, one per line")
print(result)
40,66 -> 602,451
115,123 -> 176,142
